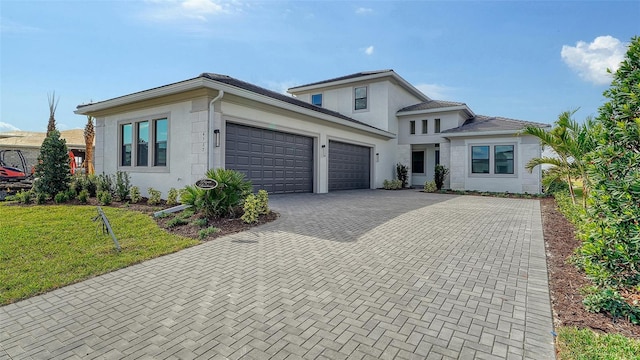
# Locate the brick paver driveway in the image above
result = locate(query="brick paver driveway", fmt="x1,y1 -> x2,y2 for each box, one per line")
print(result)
1,190 -> 555,359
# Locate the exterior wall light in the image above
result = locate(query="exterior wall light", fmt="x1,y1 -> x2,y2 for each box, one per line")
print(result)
214,129 -> 220,147
376,152 -> 379,162
322,144 -> 326,157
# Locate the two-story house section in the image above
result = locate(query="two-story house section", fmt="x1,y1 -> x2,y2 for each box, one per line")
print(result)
76,70 -> 548,197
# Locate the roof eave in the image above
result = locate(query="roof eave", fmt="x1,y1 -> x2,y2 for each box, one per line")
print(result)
397,105 -> 475,117
75,78 -> 207,115
289,71 -> 430,102
75,76 -> 396,139
442,129 -> 537,138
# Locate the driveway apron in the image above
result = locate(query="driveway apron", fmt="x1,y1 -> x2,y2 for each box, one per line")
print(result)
1,190 -> 555,359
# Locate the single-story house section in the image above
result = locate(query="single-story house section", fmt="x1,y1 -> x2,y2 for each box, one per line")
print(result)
0,129 -> 90,172
75,70 -> 549,196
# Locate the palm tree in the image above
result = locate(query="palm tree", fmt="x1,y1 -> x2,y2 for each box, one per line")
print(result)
521,109 -> 596,206
84,116 -> 95,175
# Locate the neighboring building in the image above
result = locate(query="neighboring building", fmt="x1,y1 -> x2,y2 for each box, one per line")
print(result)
0,129 -> 90,172
75,70 -> 549,196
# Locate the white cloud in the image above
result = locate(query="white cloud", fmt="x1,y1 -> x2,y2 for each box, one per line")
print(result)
364,46 -> 374,56
0,122 -> 21,132
141,0 -> 236,22
356,7 -> 373,15
415,83 -> 455,100
561,35 -> 627,85
264,80 -> 298,95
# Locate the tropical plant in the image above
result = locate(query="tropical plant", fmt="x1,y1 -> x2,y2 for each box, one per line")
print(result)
396,163 -> 408,188
241,194 -> 259,224
434,165 -> 449,190
521,110 -> 597,206
180,168 -> 252,218
256,189 -> 269,214
33,130 -> 71,197
96,173 -> 114,194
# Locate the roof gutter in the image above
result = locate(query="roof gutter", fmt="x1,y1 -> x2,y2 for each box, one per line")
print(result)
442,130 -> 532,138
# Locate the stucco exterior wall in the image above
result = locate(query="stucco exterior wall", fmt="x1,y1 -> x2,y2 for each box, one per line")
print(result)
397,111 -> 467,145
448,134 -> 542,193
96,95 -> 396,197
96,98 -> 208,198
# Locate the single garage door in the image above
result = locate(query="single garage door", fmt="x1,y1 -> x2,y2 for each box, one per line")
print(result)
225,123 -> 313,193
328,140 -> 371,191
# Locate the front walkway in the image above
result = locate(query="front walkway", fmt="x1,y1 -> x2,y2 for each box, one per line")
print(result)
0,191 -> 555,359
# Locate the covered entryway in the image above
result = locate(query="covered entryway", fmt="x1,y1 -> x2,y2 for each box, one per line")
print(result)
225,123 -> 313,193
328,140 -> 370,191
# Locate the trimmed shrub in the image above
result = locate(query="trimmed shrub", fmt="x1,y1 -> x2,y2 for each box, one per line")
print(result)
167,188 -> 178,206
383,179 -> 402,190
54,191 -> 68,204
129,186 -> 141,204
78,189 -> 89,204
396,163 -> 408,188
115,171 -> 131,202
35,192 -> 47,205
434,165 -> 449,190
424,180 -> 437,193
33,130 -> 71,197
13,190 -> 32,204
97,190 -> 112,205
147,188 -> 161,205
96,173 -> 114,195
256,189 -> 269,214
241,194 -> 259,224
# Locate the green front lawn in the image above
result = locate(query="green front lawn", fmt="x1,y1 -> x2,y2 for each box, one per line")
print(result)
0,204 -> 199,305
556,327 -> 640,360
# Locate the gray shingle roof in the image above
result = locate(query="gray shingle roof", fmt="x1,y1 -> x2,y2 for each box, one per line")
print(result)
398,100 -> 466,112
289,70 -> 394,90
200,73 -> 382,131
441,115 -> 550,134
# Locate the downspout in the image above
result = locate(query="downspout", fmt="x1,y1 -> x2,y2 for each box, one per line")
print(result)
208,90 -> 224,170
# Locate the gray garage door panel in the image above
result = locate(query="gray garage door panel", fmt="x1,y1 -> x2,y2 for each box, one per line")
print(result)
328,141 -> 371,191
225,123 -> 313,194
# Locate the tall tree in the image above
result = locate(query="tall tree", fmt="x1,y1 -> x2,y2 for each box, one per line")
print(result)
521,109 -> 596,206
47,92 -> 59,134
84,115 -> 95,175
580,36 -> 640,287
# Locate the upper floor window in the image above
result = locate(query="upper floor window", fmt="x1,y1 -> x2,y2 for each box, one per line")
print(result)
422,120 -> 428,134
410,120 -> 416,134
354,86 -> 367,110
311,94 -> 322,107
435,118 -> 441,133
120,116 -> 169,168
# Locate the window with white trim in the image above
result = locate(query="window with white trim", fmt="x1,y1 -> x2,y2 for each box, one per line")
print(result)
435,118 -> 441,133
410,120 -> 415,134
311,94 -> 322,107
120,116 -> 168,168
354,86 -> 367,110
422,119 -> 428,134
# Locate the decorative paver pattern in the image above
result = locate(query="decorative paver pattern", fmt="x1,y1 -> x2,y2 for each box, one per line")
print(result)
1,191 -> 555,359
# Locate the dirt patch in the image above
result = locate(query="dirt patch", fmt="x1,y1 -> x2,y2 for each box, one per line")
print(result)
156,210 -> 279,240
541,197 -> 639,338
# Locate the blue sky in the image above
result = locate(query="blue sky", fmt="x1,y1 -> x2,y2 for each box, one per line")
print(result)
1,0 -> 638,132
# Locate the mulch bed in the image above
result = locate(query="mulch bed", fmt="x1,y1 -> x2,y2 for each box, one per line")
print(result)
155,210 -> 279,239
541,197 -> 639,338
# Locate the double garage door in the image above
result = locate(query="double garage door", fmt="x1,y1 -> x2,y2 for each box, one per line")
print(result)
225,123 -> 370,193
